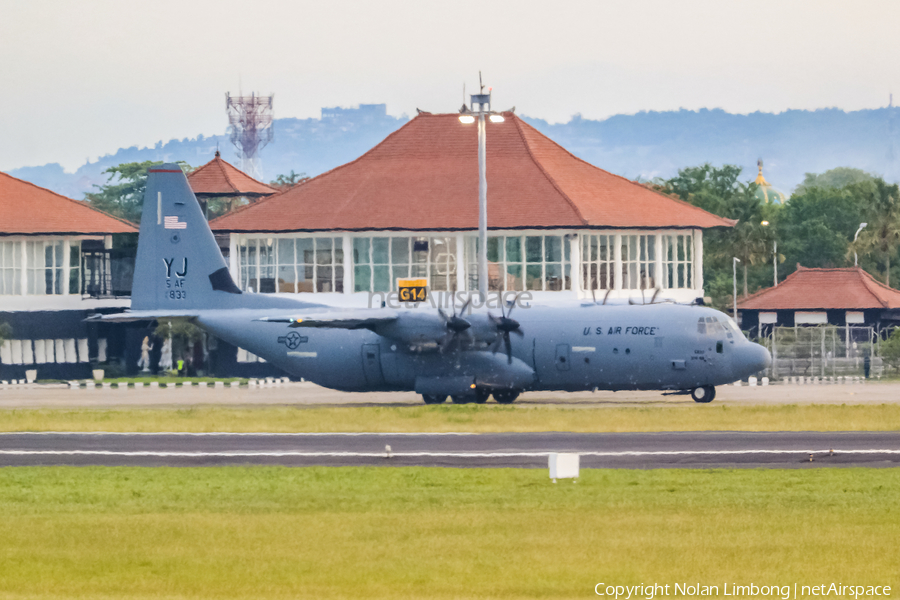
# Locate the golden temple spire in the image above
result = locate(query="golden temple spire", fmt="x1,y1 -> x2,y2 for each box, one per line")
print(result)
754,158 -> 770,186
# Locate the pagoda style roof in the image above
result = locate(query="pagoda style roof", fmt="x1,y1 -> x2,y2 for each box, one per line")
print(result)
738,266 -> 900,311
187,151 -> 277,198
211,112 -> 735,233
0,171 -> 137,236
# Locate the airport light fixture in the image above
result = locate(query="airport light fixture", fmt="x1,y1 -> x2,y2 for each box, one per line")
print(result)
854,222 -> 868,266
458,73 -> 507,300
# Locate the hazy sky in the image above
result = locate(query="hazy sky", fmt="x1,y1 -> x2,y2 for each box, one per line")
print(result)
2,0 -> 900,171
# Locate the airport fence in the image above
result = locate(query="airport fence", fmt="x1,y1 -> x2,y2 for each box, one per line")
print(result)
757,325 -> 883,380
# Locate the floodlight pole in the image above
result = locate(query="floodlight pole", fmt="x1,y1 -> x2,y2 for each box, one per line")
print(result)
459,74 -> 504,301
477,112 -> 488,301
773,241 -> 778,287
733,257 -> 741,321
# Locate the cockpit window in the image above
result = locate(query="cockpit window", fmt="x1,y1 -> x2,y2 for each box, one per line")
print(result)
699,315 -> 731,336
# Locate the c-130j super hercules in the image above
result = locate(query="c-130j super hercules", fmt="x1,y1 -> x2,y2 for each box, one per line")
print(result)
100,165 -> 771,404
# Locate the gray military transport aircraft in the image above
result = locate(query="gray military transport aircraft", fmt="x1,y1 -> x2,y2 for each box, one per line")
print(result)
100,164 -> 771,404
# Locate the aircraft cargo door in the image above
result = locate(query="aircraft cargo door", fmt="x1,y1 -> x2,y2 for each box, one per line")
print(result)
362,344 -> 385,387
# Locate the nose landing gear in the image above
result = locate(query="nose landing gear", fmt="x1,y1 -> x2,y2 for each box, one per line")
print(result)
691,385 -> 716,403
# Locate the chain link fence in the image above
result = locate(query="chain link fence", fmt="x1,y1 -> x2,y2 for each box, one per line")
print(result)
757,326 -> 883,380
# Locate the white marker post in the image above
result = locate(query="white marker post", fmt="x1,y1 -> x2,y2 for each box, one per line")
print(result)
549,453 -> 580,483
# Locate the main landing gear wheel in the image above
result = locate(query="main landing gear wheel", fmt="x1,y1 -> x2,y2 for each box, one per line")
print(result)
422,394 -> 447,405
691,385 -> 716,403
473,389 -> 490,404
450,395 -> 473,404
493,390 -> 520,404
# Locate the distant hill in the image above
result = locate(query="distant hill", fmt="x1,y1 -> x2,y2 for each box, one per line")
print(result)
524,107 -> 900,193
9,104 -> 900,200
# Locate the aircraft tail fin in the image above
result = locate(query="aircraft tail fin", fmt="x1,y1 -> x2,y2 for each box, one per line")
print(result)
130,164 -> 301,312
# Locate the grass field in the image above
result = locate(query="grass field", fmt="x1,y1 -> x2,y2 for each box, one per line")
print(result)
0,467 -> 896,599
1,403 -> 899,433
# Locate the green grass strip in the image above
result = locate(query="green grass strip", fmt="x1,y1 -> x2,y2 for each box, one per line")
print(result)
1,404 -> 899,432
0,467 -> 896,599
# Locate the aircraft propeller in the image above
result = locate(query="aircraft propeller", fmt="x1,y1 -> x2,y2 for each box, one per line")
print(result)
628,287 -> 662,305
590,287 -> 613,305
489,294 -> 524,364
438,297 -> 472,352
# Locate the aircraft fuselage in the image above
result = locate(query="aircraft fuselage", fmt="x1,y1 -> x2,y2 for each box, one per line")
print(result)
196,302 -> 770,396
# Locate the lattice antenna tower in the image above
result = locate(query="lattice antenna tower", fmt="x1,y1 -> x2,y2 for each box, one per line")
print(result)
225,92 -> 274,180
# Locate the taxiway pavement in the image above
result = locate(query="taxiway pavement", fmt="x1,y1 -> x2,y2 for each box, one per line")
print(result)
0,380 -> 898,408
2,431 -> 899,468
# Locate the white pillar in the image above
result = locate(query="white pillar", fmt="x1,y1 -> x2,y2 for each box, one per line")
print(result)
342,233 -> 353,294
229,234 -> 239,282
654,233 -> 664,291
19,239 -> 27,296
62,237 -> 71,296
569,233 -> 581,295
103,235 -> 113,250
693,229 -> 704,295
456,233 -> 466,292
613,233 -> 623,290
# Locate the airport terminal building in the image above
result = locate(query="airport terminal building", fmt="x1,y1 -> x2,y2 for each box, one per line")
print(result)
211,112 -> 733,307
0,172 -> 137,381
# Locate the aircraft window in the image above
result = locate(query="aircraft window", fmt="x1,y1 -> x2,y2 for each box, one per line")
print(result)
697,318 -> 706,334
625,348 -> 631,355
725,319 -> 741,335
706,317 -> 714,323
716,341 -> 724,354
613,348 -> 619,354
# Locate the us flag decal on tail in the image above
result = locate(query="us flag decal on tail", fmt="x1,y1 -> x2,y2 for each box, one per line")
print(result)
164,216 -> 187,230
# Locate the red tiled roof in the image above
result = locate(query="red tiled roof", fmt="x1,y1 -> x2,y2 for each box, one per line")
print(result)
738,266 -> 900,310
187,152 -> 277,198
211,113 -> 735,233
0,171 -> 137,235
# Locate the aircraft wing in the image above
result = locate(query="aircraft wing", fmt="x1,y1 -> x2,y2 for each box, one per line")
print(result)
257,309 -> 399,330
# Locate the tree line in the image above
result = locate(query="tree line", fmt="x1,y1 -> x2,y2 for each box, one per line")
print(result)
83,161 -> 900,315
652,165 -> 900,312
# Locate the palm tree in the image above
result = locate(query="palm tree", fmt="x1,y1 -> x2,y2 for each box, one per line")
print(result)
727,186 -> 777,296
851,179 -> 900,287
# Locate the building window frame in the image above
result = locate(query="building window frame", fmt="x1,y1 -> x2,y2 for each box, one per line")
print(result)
464,232 -> 571,292
352,235 -> 459,293
581,231 -> 697,292
237,235 -> 345,294
0,237 -> 84,296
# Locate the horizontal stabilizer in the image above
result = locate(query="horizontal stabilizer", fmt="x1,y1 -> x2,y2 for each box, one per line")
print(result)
257,309 -> 398,330
87,310 -> 200,323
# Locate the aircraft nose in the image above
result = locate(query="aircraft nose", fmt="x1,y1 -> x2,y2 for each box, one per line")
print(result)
738,342 -> 771,374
